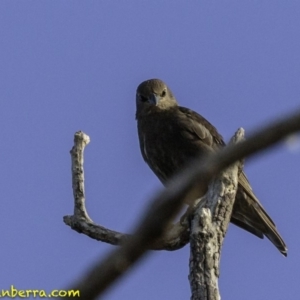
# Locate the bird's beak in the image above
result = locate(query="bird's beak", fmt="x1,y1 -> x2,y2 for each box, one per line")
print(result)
149,93 -> 160,106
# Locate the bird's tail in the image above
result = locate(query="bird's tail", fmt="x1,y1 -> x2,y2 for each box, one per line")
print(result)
252,201 -> 287,256
232,172 -> 287,256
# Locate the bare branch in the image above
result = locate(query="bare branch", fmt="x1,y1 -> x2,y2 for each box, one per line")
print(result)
189,128 -> 244,300
70,131 -> 92,222
63,109 -> 300,300
65,131 -> 189,251
64,214 -> 189,251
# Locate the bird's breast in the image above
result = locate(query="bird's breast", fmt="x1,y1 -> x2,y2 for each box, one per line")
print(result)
138,111 -> 200,184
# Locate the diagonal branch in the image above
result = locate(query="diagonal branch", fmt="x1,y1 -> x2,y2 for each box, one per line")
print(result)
63,109 -> 300,300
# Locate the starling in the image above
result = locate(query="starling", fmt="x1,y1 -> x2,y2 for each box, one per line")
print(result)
136,78 -> 287,256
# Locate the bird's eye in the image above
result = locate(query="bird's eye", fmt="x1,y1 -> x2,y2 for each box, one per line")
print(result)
139,95 -> 148,102
161,89 -> 166,97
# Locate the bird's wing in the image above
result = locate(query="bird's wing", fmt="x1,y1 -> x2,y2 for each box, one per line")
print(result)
137,125 -> 147,162
177,106 -> 287,255
177,106 -> 225,150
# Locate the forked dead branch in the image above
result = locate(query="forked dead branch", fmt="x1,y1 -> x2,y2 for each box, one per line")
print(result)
63,109 -> 300,300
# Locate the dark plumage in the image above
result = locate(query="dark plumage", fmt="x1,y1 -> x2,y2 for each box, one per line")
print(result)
136,78 -> 287,256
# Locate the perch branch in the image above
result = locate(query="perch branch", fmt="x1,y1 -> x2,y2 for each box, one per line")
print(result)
189,128 -> 244,300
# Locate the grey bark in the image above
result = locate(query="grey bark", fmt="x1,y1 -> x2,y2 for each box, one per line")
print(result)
64,131 -> 189,251
189,129 -> 244,300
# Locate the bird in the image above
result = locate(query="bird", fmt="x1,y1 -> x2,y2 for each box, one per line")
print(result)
135,78 -> 287,256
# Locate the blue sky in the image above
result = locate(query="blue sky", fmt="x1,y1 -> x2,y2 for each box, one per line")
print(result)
0,1 -> 299,299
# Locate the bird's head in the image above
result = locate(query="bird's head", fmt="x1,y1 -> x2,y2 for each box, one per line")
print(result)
136,79 -> 178,116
